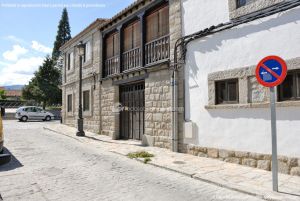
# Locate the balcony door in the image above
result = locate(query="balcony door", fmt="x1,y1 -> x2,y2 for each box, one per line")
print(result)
123,21 -> 141,71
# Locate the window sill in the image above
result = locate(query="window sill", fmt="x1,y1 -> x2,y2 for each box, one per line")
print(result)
66,112 -> 74,117
83,111 -> 92,117
66,69 -> 75,75
229,0 -> 284,19
83,60 -> 92,68
205,101 -> 300,110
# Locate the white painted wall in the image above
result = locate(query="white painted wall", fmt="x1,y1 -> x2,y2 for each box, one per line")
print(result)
181,0 -> 229,36
182,0 -> 300,157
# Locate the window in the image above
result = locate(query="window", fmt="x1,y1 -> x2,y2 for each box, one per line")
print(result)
278,71 -> 300,101
124,21 -> 141,51
83,41 -> 91,63
215,79 -> 239,104
83,90 -> 90,111
146,5 -> 169,42
67,94 -> 72,112
237,0 -> 254,8
106,32 -> 119,59
67,52 -> 74,70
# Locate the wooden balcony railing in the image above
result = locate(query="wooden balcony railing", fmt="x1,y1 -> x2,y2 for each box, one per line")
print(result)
105,55 -> 120,76
145,35 -> 169,65
122,47 -> 141,71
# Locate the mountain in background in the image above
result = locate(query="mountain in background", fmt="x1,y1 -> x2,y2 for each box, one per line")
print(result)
1,85 -> 24,90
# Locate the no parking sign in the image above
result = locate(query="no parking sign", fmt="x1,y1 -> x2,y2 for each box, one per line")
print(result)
255,56 -> 287,87
255,55 -> 287,192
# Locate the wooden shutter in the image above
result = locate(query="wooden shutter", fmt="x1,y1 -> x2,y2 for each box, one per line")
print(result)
146,11 -> 159,42
133,21 -> 140,48
106,35 -> 114,58
124,25 -> 133,52
113,32 -> 119,56
159,5 -> 169,37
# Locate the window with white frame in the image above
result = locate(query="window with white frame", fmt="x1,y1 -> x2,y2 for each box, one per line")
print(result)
67,52 -> 74,70
84,41 -> 91,63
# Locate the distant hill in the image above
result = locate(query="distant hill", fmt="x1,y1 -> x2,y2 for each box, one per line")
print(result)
2,85 -> 24,90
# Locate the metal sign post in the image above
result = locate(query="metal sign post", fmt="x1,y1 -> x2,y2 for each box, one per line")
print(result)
255,55 -> 287,192
270,86 -> 278,192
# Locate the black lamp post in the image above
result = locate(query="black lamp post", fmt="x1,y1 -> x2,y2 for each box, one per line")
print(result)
76,41 -> 85,136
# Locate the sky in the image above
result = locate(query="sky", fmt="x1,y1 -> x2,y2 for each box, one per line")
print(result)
0,0 -> 135,86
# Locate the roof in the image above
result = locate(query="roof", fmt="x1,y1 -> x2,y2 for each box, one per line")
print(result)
60,0 -> 150,50
100,0 -> 149,30
60,18 -> 107,50
4,90 -> 22,97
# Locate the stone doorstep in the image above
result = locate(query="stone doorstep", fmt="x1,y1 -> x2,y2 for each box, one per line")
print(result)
44,124 -> 300,201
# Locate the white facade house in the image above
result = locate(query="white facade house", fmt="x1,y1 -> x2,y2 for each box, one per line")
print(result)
181,0 -> 300,171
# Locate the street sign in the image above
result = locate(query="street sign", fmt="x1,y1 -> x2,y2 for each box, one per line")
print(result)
255,55 -> 287,192
255,55 -> 287,87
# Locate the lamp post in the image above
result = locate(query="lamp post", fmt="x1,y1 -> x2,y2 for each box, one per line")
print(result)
76,41 -> 85,136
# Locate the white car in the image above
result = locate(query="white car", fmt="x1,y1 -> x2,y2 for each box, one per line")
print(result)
15,106 -> 55,122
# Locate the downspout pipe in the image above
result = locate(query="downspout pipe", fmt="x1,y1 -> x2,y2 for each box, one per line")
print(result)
171,39 -> 183,152
171,68 -> 178,152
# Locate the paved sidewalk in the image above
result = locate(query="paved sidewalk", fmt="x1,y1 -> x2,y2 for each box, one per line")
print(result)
44,123 -> 300,201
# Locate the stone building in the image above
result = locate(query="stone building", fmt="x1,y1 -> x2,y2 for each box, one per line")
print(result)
61,0 -> 183,149
61,0 -> 300,176
181,0 -> 300,175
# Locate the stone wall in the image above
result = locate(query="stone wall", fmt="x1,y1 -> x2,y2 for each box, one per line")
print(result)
100,79 -> 119,139
144,68 -> 172,149
185,144 -> 300,176
62,28 -> 101,134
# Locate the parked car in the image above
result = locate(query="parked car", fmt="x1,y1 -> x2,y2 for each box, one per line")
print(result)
0,107 -> 11,165
15,106 -> 55,122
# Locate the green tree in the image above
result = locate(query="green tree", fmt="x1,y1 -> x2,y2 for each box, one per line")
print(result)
52,8 -> 71,61
0,89 -> 6,100
22,56 -> 62,109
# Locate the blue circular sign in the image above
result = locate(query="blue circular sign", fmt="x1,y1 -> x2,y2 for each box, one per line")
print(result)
255,56 -> 287,87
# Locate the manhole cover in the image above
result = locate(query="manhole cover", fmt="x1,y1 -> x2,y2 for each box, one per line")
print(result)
173,161 -> 185,164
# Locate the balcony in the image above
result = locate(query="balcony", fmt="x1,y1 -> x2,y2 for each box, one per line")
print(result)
105,55 -> 119,76
104,35 -> 170,77
145,35 -> 169,66
122,47 -> 141,72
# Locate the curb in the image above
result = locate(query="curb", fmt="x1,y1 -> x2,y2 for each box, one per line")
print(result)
44,126 -> 295,201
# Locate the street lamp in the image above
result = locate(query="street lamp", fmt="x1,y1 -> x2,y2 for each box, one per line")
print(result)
76,41 -> 85,136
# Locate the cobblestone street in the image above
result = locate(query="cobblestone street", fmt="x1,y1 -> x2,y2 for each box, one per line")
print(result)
0,121 -> 263,201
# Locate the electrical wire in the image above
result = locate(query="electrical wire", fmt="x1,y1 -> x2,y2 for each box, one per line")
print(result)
173,0 -> 300,69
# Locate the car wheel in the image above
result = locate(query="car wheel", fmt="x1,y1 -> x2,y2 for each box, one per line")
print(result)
45,116 -> 51,121
21,116 -> 28,122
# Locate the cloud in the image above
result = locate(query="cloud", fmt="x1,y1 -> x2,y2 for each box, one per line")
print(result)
0,57 -> 44,85
2,45 -> 28,61
3,35 -> 27,44
31,41 -> 52,54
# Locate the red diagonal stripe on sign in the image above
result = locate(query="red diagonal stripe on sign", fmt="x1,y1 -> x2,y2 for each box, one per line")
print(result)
260,63 -> 280,79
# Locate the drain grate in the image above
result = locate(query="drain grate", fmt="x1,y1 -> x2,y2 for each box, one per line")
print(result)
173,161 -> 185,164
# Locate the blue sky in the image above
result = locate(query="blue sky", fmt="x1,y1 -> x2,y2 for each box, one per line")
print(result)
0,0 -> 135,86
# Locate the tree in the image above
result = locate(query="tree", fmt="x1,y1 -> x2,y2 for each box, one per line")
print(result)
22,56 -> 62,109
0,89 -> 6,100
52,8 -> 71,61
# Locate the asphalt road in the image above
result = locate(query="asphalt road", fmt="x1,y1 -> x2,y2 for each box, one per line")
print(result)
0,120 -> 263,201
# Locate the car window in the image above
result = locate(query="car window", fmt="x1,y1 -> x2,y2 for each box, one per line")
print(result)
24,107 -> 31,112
36,108 -> 42,112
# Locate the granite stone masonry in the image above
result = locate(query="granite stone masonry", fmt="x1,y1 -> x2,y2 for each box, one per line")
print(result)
185,144 -> 300,176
